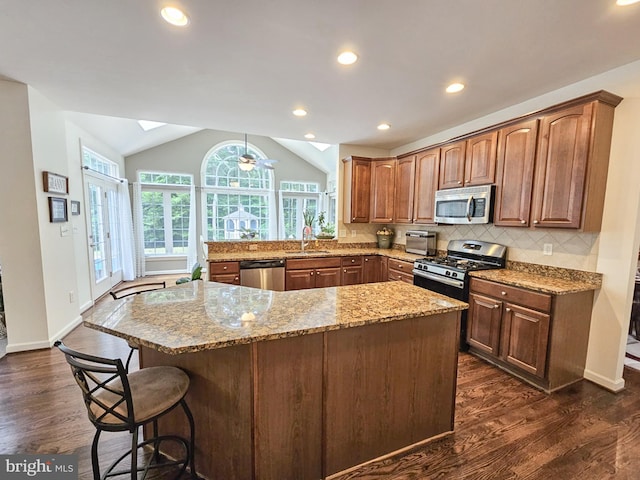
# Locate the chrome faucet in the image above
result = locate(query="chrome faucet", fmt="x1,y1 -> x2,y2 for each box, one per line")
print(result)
301,227 -> 310,252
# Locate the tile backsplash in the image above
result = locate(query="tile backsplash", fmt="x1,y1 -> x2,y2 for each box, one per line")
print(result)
343,224 -> 599,272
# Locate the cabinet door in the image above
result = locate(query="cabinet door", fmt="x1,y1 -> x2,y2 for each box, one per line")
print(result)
393,156 -> 415,224
363,256 -> 381,283
370,158 -> 396,223
467,293 -> 502,356
285,269 -> 316,291
531,102 -> 593,228
413,148 -> 440,224
343,157 -> 371,223
342,266 -> 363,286
439,141 -> 466,189
465,131 -> 497,186
315,267 -> 342,288
494,119 -> 538,226
500,303 -> 550,378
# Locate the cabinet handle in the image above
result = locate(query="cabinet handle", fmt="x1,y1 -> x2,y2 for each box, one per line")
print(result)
223,266 -> 227,270
352,217 -> 356,221
365,258 -> 369,262
351,259 -> 355,263
505,307 -> 511,312
310,272 -> 314,276
493,304 -> 500,309
533,220 -> 539,224
344,269 -> 347,273
501,291 -> 507,296
457,181 -> 462,185
234,276 -> 239,281
397,264 -> 402,269
520,220 -> 526,224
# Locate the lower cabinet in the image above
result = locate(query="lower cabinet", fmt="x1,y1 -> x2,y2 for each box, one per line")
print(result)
467,277 -> 593,392
387,258 -> 414,284
363,255 -> 381,283
209,261 -> 240,285
341,256 -> 363,285
286,257 -> 342,290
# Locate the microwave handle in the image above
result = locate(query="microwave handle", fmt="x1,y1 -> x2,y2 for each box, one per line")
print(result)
466,195 -> 474,221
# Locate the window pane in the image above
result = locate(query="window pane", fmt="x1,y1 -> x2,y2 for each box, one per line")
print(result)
139,172 -> 192,186
171,192 -> 191,254
142,191 -> 165,255
205,192 -> 269,241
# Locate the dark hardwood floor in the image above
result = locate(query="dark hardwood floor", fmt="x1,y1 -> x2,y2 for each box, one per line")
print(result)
1,291 -> 640,479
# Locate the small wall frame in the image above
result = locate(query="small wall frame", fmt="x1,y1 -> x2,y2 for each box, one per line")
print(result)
70,200 -> 81,216
48,196 -> 68,223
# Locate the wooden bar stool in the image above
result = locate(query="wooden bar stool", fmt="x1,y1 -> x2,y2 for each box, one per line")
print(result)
55,341 -> 197,480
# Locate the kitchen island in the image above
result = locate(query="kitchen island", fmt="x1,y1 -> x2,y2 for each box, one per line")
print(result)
83,280 -> 467,480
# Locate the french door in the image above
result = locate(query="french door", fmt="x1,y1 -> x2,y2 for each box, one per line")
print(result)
84,174 -> 123,300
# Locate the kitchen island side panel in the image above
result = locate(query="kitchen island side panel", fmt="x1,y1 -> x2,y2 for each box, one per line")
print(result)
324,312 -> 460,476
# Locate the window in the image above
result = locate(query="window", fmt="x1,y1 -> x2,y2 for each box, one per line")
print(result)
279,181 -> 322,239
201,141 -> 275,241
82,148 -> 120,177
139,172 -> 193,256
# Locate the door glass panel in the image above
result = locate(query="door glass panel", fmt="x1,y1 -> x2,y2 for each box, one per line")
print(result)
89,184 -> 107,283
107,189 -> 121,273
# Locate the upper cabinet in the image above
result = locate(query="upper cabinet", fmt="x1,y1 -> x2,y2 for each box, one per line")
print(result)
413,148 -> 440,224
438,140 -> 466,189
370,158 -> 397,223
343,156 -> 371,223
393,155 -> 416,224
494,119 -> 539,227
465,131 -> 497,186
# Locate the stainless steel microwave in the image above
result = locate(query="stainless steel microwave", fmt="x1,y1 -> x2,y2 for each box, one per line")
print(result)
434,184 -> 494,224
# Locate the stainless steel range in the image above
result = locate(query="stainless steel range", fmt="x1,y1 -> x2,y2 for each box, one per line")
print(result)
413,239 -> 507,349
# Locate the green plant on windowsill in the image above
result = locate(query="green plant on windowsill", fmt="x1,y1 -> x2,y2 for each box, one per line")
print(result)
316,211 -> 335,239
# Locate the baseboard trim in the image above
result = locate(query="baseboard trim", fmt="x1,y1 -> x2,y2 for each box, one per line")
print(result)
583,368 -> 625,392
5,315 -> 84,354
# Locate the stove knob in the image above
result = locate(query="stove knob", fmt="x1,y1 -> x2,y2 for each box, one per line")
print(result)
445,271 -> 450,276
451,272 -> 457,278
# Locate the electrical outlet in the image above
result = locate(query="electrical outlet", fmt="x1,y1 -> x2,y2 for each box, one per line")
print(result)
339,229 -> 346,238
69,291 -> 75,303
351,229 -> 357,237
543,243 -> 553,256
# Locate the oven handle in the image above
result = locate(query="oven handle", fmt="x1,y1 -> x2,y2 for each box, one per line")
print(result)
466,195 -> 474,222
412,269 -> 465,288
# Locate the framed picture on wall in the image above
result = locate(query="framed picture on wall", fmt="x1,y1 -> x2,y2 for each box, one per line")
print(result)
48,196 -> 68,223
70,200 -> 81,215
43,171 -> 69,194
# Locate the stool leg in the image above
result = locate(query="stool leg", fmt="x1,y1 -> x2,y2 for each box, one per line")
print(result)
152,419 -> 161,464
130,427 -> 138,480
91,430 -> 102,480
181,399 -> 197,479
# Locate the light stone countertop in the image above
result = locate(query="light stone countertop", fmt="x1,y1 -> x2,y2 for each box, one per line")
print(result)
83,280 -> 467,355
470,269 -> 601,294
207,247 -> 422,263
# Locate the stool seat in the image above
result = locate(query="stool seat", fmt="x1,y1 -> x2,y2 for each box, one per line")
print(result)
92,366 -> 190,425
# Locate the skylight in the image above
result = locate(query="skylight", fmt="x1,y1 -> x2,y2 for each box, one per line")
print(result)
308,141 -> 331,152
137,120 -> 167,131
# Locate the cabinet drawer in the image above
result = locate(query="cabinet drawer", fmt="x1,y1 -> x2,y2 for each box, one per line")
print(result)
210,272 -> 240,284
287,257 -> 341,270
388,269 -> 413,284
470,278 -> 551,313
209,261 -> 240,274
341,256 -> 362,267
387,258 -> 414,273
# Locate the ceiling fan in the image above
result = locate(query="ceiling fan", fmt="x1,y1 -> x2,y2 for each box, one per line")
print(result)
237,134 -> 278,171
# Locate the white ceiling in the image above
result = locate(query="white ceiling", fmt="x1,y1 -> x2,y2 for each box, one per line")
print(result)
2,0 -> 640,155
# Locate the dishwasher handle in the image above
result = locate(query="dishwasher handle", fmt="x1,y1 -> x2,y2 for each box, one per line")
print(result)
239,259 -> 285,269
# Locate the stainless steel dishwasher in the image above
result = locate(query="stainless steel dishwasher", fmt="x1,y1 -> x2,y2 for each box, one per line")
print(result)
239,259 -> 285,291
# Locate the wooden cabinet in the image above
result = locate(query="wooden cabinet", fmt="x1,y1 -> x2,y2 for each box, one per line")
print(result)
341,256 -> 363,285
494,119 -> 539,226
363,255 -> 381,283
393,155 -> 415,224
464,131 -> 497,186
467,277 -> 594,392
529,93 -> 621,231
342,156 -> 371,223
370,158 -> 396,223
439,140 -> 466,189
413,148 -> 440,224
286,257 -> 341,290
387,258 -> 414,284
209,261 -> 240,285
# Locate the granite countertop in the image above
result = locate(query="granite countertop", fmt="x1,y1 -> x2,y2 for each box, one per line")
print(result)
208,247 -> 422,263
83,280 -> 467,355
470,269 -> 601,295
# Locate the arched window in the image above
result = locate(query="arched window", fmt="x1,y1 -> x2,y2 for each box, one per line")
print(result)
201,141 -> 275,241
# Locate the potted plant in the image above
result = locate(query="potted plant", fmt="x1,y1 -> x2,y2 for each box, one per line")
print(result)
316,211 -> 335,239
303,209 -> 314,239
376,226 -> 394,249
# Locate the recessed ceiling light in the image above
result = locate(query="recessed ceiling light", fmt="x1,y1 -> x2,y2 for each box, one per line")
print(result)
293,108 -> 307,117
161,6 -> 189,26
337,51 -> 358,65
616,0 -> 640,5
304,133 -> 316,139
377,123 -> 391,131
446,83 -> 465,93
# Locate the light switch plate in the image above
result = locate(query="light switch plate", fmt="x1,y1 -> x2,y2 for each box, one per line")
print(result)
543,243 -> 553,255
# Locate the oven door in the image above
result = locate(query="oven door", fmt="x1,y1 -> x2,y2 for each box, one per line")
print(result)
412,269 -> 465,300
